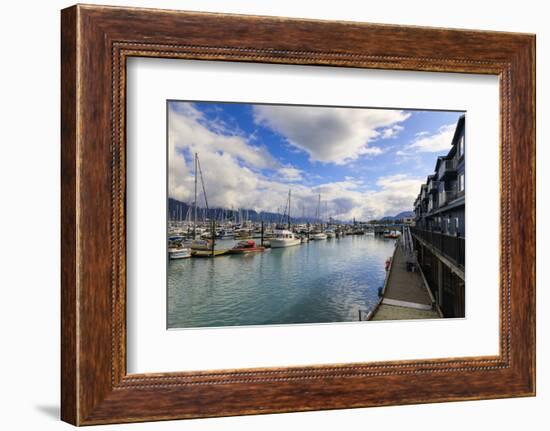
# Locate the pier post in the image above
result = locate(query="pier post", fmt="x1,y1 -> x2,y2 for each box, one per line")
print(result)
211,220 -> 216,257
261,220 -> 264,246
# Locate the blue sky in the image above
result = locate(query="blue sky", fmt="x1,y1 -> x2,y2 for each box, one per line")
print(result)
168,100 -> 463,220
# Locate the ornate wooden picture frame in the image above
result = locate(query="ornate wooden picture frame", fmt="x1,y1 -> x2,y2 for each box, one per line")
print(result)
61,4 -> 535,425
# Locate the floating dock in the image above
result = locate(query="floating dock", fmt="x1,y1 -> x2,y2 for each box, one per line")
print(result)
191,249 -> 230,258
369,236 -> 441,321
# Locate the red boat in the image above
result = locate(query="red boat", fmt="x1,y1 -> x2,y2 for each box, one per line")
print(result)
228,240 -> 266,254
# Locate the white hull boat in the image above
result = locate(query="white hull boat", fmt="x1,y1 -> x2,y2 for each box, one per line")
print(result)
190,239 -> 212,250
270,229 -> 301,248
168,247 -> 192,259
311,232 -> 327,240
325,230 -> 335,239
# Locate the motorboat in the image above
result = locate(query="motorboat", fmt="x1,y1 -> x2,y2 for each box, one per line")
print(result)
269,229 -> 301,248
311,231 -> 327,240
217,230 -> 235,240
168,247 -> 191,259
167,235 -> 192,259
228,240 -> 266,254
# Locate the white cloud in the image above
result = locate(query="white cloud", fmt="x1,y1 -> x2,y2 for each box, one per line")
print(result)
327,174 -> 423,220
408,123 -> 455,152
379,124 -> 404,139
170,103 -> 277,170
169,103 -> 310,215
169,103 -> 418,221
281,175 -> 421,221
278,167 -> 303,182
362,146 -> 384,156
253,105 -> 410,164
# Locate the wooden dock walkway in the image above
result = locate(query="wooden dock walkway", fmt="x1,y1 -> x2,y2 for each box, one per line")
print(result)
371,240 -> 440,321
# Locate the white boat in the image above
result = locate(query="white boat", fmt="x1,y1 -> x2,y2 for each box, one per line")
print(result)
269,229 -> 301,248
218,230 -> 235,239
365,230 -> 375,236
168,247 -> 191,259
190,239 -> 212,250
325,229 -> 335,239
311,232 -> 327,240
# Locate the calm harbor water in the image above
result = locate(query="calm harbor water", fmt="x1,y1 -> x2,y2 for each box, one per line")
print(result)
167,235 -> 396,329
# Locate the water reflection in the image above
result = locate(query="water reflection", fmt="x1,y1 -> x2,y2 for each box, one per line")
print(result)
167,235 -> 396,328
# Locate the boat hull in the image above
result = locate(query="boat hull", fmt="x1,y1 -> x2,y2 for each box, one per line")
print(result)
269,239 -> 301,248
228,247 -> 266,254
168,248 -> 191,259
191,249 -> 229,257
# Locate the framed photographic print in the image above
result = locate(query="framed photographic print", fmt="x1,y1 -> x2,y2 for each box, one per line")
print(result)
61,4 -> 536,425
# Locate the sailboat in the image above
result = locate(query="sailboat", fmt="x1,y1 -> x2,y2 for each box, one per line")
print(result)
311,193 -> 327,240
189,153 -> 213,251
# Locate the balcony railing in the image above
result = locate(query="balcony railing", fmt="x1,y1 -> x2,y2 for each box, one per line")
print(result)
439,190 -> 457,206
428,179 -> 439,193
437,158 -> 457,180
411,227 -> 465,268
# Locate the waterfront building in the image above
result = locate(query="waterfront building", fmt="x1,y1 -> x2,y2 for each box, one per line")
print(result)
411,115 -> 465,318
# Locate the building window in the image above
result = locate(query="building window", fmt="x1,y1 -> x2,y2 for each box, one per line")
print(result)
459,173 -> 465,192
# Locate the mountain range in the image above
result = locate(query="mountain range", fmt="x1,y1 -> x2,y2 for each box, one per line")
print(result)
168,198 -> 413,224
379,211 -> 415,221
168,198 -> 328,224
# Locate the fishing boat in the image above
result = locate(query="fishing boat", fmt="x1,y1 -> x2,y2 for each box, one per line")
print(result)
167,235 -> 192,259
325,228 -> 335,239
168,247 -> 191,259
270,229 -> 301,248
311,231 -> 327,240
365,230 -> 375,236
218,230 -> 235,240
228,239 -> 266,254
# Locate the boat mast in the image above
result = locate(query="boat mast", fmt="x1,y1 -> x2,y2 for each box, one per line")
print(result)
287,189 -> 291,229
317,193 -> 322,224
193,152 -> 198,239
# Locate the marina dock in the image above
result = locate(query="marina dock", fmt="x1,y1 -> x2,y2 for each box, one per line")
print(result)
370,232 -> 441,321
191,249 -> 230,258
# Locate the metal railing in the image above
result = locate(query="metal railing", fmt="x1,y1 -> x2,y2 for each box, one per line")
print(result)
411,227 -> 465,268
439,190 -> 457,206
437,158 -> 457,179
